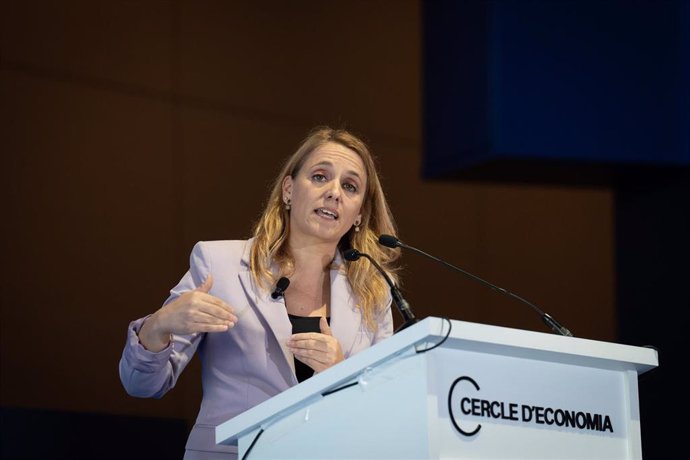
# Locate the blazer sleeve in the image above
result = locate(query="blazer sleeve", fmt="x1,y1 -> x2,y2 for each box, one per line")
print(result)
118,242 -> 209,399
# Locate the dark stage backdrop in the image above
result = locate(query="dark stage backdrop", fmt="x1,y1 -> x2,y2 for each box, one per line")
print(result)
423,1 -> 689,458
0,1 -> 636,458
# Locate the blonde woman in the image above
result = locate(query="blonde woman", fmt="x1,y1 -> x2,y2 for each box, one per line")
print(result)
119,126 -> 401,459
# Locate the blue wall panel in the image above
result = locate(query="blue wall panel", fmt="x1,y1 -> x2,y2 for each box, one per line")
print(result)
423,0 -> 689,181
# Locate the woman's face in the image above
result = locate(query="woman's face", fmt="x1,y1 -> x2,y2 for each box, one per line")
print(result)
283,142 -> 367,247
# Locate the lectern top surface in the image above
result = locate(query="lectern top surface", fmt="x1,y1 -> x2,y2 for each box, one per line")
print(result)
216,317 -> 658,446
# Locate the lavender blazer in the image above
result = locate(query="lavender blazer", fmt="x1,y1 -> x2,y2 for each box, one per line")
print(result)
119,239 -> 393,459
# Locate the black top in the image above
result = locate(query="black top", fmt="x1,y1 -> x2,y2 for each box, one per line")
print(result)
287,314 -> 330,383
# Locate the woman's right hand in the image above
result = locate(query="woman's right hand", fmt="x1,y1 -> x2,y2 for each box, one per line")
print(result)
138,275 -> 238,352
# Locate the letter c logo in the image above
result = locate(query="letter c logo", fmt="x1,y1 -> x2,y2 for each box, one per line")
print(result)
448,376 -> 481,436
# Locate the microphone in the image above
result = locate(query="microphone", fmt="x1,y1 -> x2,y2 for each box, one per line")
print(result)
271,277 -> 290,299
343,248 -> 418,331
378,234 -> 573,337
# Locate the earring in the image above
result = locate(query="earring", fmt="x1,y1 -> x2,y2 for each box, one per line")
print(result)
285,199 -> 291,211
354,219 -> 361,232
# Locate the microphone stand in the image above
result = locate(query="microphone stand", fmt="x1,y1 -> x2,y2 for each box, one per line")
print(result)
378,235 -> 573,337
344,248 -> 418,332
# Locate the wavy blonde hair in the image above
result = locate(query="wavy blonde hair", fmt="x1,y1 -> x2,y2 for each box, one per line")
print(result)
250,126 -> 400,331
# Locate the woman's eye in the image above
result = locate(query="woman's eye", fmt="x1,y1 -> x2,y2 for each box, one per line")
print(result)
343,183 -> 358,193
312,173 -> 327,182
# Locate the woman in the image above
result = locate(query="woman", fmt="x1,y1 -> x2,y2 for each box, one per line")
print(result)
119,126 -> 400,459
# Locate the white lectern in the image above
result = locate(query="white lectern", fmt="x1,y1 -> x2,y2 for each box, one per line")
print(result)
216,317 -> 658,459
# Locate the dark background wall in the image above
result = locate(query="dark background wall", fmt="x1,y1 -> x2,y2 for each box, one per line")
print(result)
3,0 -> 677,458
422,2 -> 688,460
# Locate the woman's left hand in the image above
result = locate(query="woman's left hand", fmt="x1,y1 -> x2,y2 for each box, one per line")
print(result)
287,317 -> 344,373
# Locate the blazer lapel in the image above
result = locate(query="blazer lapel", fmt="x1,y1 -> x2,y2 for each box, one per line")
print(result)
329,252 -> 363,358
237,241 -> 296,382
236,242 -> 363,380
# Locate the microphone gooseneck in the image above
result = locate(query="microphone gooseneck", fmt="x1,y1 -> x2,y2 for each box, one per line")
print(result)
378,234 -> 573,337
271,277 -> 290,299
344,248 -> 418,332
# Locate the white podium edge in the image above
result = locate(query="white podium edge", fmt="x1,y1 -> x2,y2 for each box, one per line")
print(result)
215,316 -> 659,446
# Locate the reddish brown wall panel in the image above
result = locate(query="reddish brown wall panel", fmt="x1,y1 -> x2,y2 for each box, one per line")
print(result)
1,1 -> 614,425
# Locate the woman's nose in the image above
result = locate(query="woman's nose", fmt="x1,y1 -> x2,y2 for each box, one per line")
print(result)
326,182 -> 340,201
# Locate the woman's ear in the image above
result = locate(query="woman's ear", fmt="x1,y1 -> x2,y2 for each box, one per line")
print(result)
282,175 -> 293,201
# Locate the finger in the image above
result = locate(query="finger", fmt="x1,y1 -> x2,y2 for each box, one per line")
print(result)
193,322 -> 233,333
196,299 -> 239,322
196,293 -> 236,313
195,274 -> 214,293
185,290 -> 237,317
293,356 -> 323,372
288,335 -> 329,351
288,337 -> 334,355
292,354 -> 319,372
291,347 -> 330,366
319,317 -> 333,336
190,309 -> 236,327
290,332 -> 326,342
168,318 -> 234,336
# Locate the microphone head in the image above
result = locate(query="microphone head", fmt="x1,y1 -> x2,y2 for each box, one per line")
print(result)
378,234 -> 401,248
276,277 -> 290,291
343,248 -> 361,261
271,277 -> 290,299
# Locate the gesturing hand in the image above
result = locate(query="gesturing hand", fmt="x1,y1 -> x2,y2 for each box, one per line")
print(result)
139,275 -> 238,351
287,317 -> 344,373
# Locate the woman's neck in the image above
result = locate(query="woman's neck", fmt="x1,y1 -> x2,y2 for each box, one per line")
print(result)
284,239 -> 335,317
287,237 -> 337,275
